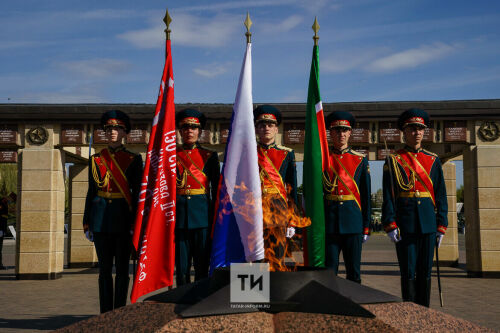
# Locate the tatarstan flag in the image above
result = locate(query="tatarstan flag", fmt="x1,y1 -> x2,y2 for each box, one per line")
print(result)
303,44 -> 330,267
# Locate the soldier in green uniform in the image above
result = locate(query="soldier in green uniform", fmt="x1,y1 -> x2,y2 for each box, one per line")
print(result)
175,109 -> 220,286
382,108 -> 448,307
323,111 -> 371,283
83,110 -> 143,313
254,105 -> 298,269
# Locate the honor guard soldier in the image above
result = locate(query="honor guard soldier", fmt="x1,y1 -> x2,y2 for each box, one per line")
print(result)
254,105 -> 298,267
382,108 -> 448,307
176,109 -> 220,286
323,111 -> 371,283
83,110 -> 143,313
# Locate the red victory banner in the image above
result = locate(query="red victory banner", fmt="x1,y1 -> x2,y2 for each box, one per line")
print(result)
131,22 -> 177,303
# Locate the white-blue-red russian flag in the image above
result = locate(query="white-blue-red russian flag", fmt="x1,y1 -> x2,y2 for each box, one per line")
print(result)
210,42 -> 264,273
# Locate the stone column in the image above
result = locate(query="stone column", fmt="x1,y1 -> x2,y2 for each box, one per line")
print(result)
16,142 -> 65,279
68,164 -> 97,267
464,144 -> 500,277
437,162 -> 459,266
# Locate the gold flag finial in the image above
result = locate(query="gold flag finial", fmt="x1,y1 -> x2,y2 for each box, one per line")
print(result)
244,12 -> 252,43
164,9 -> 172,40
312,17 -> 320,46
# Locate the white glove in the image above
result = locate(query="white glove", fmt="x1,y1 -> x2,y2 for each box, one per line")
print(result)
387,229 -> 401,243
286,227 -> 295,238
436,232 -> 444,248
0,230 -> 3,238
362,234 -> 369,243
85,230 -> 94,242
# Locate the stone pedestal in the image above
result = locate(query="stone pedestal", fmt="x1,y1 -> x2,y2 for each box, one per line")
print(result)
16,148 -> 65,279
464,144 -> 500,277
68,164 -> 97,267
436,162 -> 459,266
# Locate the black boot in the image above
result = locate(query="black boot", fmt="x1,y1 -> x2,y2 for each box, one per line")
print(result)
114,275 -> 130,309
401,279 -> 417,302
416,278 -> 431,307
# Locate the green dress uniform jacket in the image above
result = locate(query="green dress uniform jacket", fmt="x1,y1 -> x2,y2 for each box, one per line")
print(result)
257,142 -> 298,205
382,147 -> 448,235
176,143 -> 220,230
323,147 -> 371,235
83,147 -> 143,233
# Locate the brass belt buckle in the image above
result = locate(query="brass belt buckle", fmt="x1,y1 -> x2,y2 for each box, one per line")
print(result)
104,192 -> 111,198
415,190 -> 420,197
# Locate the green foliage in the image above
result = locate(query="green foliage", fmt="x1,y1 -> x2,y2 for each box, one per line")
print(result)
456,184 -> 464,203
0,164 -> 17,197
371,188 -> 383,209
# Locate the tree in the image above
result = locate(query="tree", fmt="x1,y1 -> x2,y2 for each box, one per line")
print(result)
371,188 -> 383,209
0,164 -> 17,197
456,184 -> 464,203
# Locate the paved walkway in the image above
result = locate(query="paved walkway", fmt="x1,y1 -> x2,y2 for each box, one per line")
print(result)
0,234 -> 499,332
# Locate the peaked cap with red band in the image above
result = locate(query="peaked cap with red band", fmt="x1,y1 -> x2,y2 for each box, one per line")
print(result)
398,108 -> 430,130
326,111 -> 355,129
176,108 -> 206,129
101,110 -> 131,133
254,105 -> 282,125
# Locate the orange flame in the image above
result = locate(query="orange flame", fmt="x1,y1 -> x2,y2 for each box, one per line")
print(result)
262,188 -> 310,272
215,182 -> 310,272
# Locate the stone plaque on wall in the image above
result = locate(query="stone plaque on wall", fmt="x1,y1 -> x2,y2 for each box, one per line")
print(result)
0,125 -> 17,144
126,124 -> 147,144
377,146 -> 395,160
379,122 -> 400,143
61,124 -> 83,144
422,121 -> 435,142
0,150 -> 17,163
351,122 -> 370,143
444,120 -> 467,142
93,129 -> 108,144
284,123 -> 305,144
220,124 -> 230,144
199,129 -> 211,144
353,146 -> 369,157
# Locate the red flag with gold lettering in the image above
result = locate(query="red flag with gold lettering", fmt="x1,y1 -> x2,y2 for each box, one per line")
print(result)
131,38 -> 176,303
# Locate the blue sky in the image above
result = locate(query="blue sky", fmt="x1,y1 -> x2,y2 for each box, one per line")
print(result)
1,0 -> 489,190
1,0 -> 499,104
